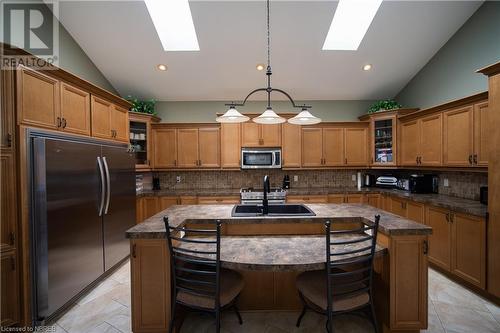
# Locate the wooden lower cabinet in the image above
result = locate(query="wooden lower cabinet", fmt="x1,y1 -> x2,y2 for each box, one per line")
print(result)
1,250 -> 20,327
159,196 -> 178,211
451,213 -> 486,288
287,195 -> 328,203
365,194 -> 380,208
406,201 -> 425,224
197,196 -> 240,205
142,197 -> 160,220
327,194 -> 344,204
179,196 -> 198,205
131,239 -> 170,333
345,194 -> 364,204
426,206 -> 452,271
388,235 -> 428,330
389,197 -> 407,217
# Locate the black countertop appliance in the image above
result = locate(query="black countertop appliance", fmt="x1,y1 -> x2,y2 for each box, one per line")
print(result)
409,174 -> 437,194
282,175 -> 290,189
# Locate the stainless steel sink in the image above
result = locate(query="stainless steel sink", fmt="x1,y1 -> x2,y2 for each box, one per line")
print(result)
231,204 -> 316,217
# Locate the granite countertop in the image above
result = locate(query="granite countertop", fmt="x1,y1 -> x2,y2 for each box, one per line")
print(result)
126,203 -> 432,239
176,234 -> 387,271
137,187 -> 487,217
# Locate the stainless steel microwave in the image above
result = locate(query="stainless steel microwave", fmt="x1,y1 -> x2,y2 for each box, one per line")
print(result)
241,148 -> 281,169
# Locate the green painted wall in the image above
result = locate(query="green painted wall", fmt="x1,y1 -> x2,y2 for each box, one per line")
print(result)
57,23 -> 117,93
395,2 -> 500,109
155,100 -> 376,123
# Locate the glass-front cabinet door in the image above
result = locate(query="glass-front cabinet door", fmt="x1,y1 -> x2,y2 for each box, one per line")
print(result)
372,117 -> 396,165
129,112 -> 160,170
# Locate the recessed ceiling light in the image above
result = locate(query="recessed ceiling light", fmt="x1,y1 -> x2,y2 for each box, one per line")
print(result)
157,64 -> 167,71
363,64 -> 372,71
144,0 -> 200,51
256,64 -> 265,71
323,0 -> 383,51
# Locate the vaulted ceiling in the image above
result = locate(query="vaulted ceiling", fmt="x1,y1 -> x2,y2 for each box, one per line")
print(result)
58,1 -> 482,101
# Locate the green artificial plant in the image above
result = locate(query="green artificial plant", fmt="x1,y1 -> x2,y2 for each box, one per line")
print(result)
368,99 -> 402,114
127,96 -> 157,115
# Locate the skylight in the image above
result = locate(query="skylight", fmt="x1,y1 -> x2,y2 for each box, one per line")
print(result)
322,0 -> 382,51
144,0 -> 199,51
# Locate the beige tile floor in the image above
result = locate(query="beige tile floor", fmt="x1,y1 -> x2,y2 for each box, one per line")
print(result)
48,260 -> 500,333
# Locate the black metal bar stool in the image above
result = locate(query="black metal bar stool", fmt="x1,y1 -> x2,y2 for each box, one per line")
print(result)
164,217 -> 244,333
295,215 -> 381,333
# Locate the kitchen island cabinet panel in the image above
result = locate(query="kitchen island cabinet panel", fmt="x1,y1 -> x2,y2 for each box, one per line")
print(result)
131,240 -> 170,333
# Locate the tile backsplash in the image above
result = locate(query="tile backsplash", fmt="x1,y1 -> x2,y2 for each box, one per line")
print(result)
153,170 -> 361,191
138,169 -> 487,201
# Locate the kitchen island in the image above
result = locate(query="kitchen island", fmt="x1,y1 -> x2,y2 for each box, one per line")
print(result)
126,204 -> 432,333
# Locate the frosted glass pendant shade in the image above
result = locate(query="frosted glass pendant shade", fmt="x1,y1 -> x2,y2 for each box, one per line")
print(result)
288,110 -> 322,125
253,107 -> 286,124
216,107 -> 249,123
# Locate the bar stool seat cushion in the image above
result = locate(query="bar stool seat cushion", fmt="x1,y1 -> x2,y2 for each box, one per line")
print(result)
177,268 -> 244,309
296,270 -> 369,311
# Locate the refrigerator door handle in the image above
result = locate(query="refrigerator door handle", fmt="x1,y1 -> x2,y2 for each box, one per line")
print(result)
103,156 -> 111,215
97,157 -> 105,216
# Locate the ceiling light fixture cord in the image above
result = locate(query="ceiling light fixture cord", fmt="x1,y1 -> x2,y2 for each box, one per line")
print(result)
266,0 -> 272,108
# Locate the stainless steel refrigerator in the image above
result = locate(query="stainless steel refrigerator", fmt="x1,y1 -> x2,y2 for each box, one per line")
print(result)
29,131 -> 135,324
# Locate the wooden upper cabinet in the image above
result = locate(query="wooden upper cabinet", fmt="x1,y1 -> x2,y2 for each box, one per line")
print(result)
400,120 -> 419,166
474,102 -> 489,166
241,122 -> 261,146
241,122 -> 281,147
261,124 -> 281,146
110,105 -> 129,142
177,128 -> 199,168
1,69 -> 15,149
426,206 -> 452,271
282,123 -> 301,168
1,250 -> 20,327
451,213 -> 486,288
221,123 -> 241,168
443,106 -> 474,166
199,128 -> 220,168
419,114 -> 442,166
60,82 -> 91,135
323,128 -> 344,166
0,153 -> 16,253
91,96 -> 112,139
152,128 -> 177,168
17,66 -> 60,129
301,128 -> 323,167
344,127 -> 368,166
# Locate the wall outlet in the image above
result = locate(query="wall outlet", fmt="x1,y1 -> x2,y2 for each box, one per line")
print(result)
352,174 -> 357,181
176,176 -> 181,183
444,178 -> 449,187
294,175 -> 298,182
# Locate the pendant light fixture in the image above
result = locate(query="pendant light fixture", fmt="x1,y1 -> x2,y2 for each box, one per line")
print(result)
217,0 -> 321,125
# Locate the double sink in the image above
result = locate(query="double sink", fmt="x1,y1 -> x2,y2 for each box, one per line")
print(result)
231,204 -> 316,217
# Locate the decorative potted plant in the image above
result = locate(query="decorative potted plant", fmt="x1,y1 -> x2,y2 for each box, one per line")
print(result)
368,99 -> 402,114
127,96 -> 156,115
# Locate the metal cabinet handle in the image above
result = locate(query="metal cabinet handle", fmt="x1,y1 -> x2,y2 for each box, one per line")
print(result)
9,232 -> 15,246
450,214 -> 454,223
132,244 -> 137,258
97,157 -> 105,216
416,156 -> 419,164
345,158 -> 348,164
57,117 -> 62,128
473,154 -> 478,165
6,133 -> 12,147
423,240 -> 429,255
445,213 -> 450,223
103,156 -> 111,214
62,118 -> 67,128
468,154 -> 473,165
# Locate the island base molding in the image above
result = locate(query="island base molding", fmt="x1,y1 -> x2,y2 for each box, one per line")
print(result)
129,222 -> 429,333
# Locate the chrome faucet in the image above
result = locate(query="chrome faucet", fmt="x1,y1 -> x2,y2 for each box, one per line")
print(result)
262,175 -> 270,214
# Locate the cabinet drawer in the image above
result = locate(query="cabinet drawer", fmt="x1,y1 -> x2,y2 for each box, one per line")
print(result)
287,195 -> 328,203
197,196 -> 240,205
